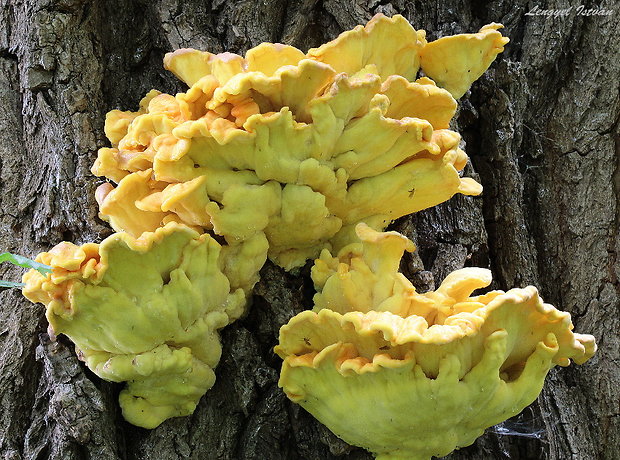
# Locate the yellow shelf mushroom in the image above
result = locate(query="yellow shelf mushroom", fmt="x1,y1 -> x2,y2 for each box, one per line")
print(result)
22,222 -> 267,428
276,225 -> 596,460
20,15 -> 519,431
420,23 -> 510,99
91,14 -> 506,270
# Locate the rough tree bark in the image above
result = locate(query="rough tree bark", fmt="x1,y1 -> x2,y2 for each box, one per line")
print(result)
0,1 -> 618,459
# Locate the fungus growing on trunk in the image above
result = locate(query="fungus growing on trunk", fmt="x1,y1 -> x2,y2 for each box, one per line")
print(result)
275,224 -> 596,460
17,15 -> 582,441
22,223 -> 267,428
92,14 -> 491,270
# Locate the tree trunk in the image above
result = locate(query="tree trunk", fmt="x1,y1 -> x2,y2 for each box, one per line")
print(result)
0,1 -> 618,459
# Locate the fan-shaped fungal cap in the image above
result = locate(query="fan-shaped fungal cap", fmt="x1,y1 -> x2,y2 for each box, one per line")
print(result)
92,15 -> 507,269
22,222 -> 267,428
276,225 -> 596,459
307,14 -> 427,81
419,23 -> 510,98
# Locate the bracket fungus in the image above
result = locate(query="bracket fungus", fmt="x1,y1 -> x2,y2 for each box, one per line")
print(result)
91,14 -> 500,270
18,13 -> 584,440
276,224 -> 596,460
22,223 -> 267,428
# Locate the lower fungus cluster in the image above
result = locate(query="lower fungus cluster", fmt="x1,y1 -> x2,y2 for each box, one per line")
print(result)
23,223 -> 267,428
275,225 -> 596,460
19,13 -> 596,457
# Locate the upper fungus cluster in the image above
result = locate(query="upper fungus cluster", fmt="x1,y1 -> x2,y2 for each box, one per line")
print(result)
92,15 -> 507,270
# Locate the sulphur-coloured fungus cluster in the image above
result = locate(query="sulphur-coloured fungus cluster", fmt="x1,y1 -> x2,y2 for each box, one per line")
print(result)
91,14 -> 500,270
20,13 -> 596,453
23,223 -> 267,428
276,224 -> 596,459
